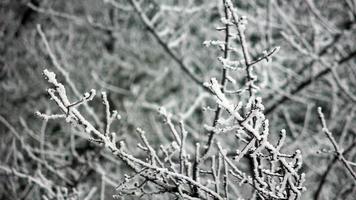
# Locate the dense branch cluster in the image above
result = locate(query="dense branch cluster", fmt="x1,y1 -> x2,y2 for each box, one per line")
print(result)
1,0 -> 356,199
34,1 -> 306,199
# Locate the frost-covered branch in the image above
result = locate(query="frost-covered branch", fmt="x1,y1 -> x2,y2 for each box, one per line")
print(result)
317,107 -> 356,181
37,25 -> 103,129
38,69 -> 224,199
195,1 -> 306,198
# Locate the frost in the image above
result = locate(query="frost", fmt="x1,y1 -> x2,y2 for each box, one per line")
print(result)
205,78 -> 244,121
85,126 -> 93,133
220,17 -> 231,25
203,40 -> 225,49
43,69 -> 57,85
217,57 -> 244,70
84,89 -> 96,100
238,16 -> 248,31
30,2 -> 310,199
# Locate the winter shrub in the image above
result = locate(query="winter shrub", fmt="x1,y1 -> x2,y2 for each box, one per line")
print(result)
1,0 -> 355,199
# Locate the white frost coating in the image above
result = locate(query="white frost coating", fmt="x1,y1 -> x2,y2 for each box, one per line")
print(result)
261,46 -> 281,62
226,75 -> 236,84
220,17 -> 231,25
84,89 -> 96,101
237,15 -> 248,31
136,127 -> 144,133
203,124 -> 215,132
240,108 -> 266,140
294,149 -> 303,169
157,27 -> 171,37
205,78 -> 243,121
158,107 -> 169,117
255,97 -> 265,111
35,3 -> 306,198
35,111 -> 66,120
274,46 -> 281,53
241,120 -> 261,140
168,33 -> 186,48
203,40 -> 225,49
110,132 -> 116,143
217,57 -> 243,70
43,69 -> 71,106
43,69 -> 57,85
85,126 -> 94,133
261,119 -> 270,139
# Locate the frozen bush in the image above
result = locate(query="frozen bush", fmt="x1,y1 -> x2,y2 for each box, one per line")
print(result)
1,0 -> 355,200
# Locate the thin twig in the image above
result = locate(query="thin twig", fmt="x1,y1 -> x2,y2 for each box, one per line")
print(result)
317,107 -> 356,181
128,0 -> 207,91
266,50 -> 356,114
314,139 -> 356,200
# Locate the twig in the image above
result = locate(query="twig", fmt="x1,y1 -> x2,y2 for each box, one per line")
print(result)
314,139 -> 356,200
37,25 -> 103,129
266,49 -> 356,114
317,107 -> 356,181
197,0 -> 232,170
128,0 -> 207,91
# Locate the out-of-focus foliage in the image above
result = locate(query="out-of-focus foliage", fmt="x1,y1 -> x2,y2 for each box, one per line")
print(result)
1,0 -> 355,199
